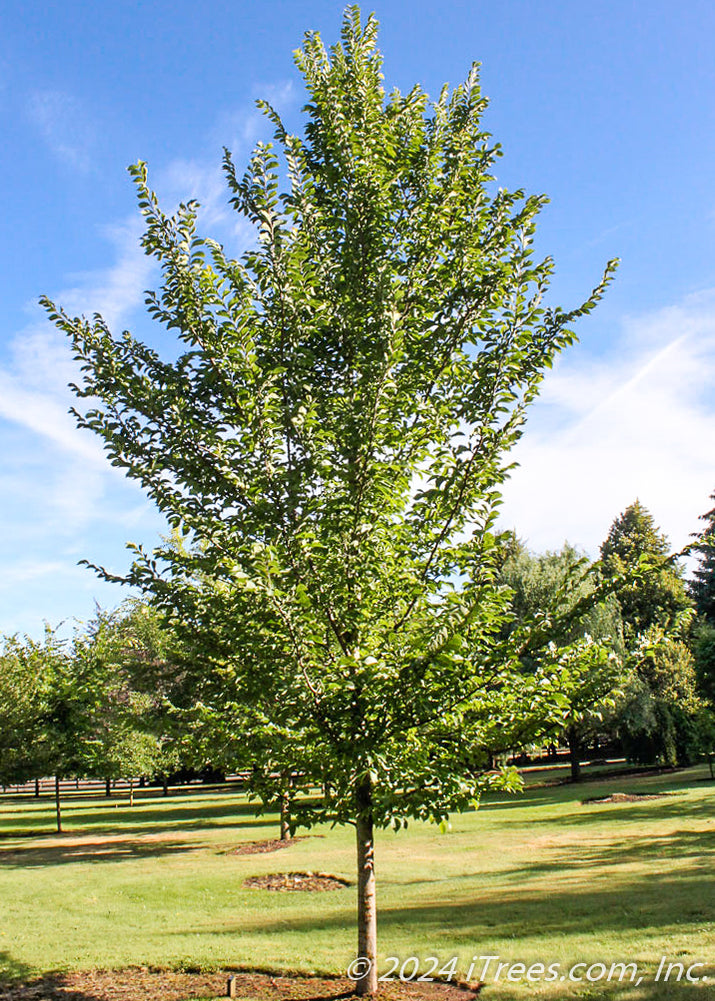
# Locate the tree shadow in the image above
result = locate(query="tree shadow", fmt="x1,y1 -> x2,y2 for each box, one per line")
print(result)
0,836 -> 206,868
501,825 -> 715,879
0,799 -> 280,840
0,951 -> 35,983
602,980 -> 713,999
480,791 -> 713,832
481,768 -> 712,814
552,795 -> 714,828
198,860 -> 714,942
0,974 -> 104,1000
0,965 -> 711,1001
98,797 -> 250,822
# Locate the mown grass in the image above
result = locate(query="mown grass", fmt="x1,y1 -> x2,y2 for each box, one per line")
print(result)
0,765 -> 713,999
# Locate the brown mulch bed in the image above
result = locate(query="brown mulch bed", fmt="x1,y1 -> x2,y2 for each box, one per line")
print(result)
582,791 -> 672,804
243,871 -> 350,891
0,970 -> 481,1001
228,838 -> 310,856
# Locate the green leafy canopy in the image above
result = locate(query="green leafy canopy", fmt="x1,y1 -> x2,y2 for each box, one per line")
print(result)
42,6 -> 617,829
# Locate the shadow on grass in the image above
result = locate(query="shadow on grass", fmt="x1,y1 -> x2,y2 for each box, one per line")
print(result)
599,982 -> 713,999
482,789 -> 713,831
0,952 -> 35,983
0,837 -> 208,868
0,969 -> 141,1001
551,796 -> 714,829
0,799 -> 281,841
483,786 -> 705,813
387,822 -> 714,888
0,978 -> 104,1000
503,826 -> 715,879
199,862 -> 714,942
71,799 -> 271,829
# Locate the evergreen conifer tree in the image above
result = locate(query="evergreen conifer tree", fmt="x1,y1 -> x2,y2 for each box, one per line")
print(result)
689,490 -> 715,623
600,500 -> 689,638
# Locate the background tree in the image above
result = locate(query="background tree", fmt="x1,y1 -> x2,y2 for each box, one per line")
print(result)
72,608 -> 171,804
600,501 -> 699,766
175,689 -> 307,841
499,542 -> 626,780
600,500 -> 690,638
617,630 -> 702,767
689,489 -> 715,623
44,8 -> 616,992
140,537 -> 310,832
693,624 -> 715,707
0,606 -> 182,828
35,635 -> 95,833
0,632 -> 58,798
688,491 -> 715,731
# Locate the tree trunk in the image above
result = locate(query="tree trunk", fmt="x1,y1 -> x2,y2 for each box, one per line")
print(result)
34,777 -> 40,798
54,776 -> 62,833
162,776 -> 169,797
567,728 -> 582,783
105,777 -> 112,797
279,792 -> 290,841
129,777 -> 134,807
355,773 -> 377,996
279,770 -> 292,841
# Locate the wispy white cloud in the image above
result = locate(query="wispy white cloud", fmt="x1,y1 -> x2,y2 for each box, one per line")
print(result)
58,216 -> 154,328
500,289 -> 715,556
1,85 -> 306,636
27,90 -> 94,172
154,158 -> 235,235
0,217 -> 161,591
0,371 -> 104,465
211,80 -> 296,154
0,559 -> 66,587
0,557 -> 128,637
0,216 -> 154,469
153,80 -> 297,246
1,83 -> 298,520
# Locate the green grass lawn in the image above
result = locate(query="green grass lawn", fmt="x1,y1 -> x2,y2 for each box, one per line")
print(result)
0,766 -> 713,999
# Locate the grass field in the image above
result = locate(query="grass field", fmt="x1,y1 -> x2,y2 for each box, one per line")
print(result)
0,765 -> 713,999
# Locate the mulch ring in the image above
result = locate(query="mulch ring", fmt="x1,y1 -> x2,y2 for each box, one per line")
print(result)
0,970 -> 482,1001
582,791 -> 675,805
228,837 -> 310,856
243,871 -> 350,891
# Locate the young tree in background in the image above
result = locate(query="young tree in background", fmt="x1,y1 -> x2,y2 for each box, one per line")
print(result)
39,638 -> 97,833
44,8 -> 616,992
73,607 -> 172,805
0,633 -> 57,798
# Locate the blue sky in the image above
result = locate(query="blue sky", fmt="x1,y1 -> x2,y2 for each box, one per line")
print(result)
2,1 -> 714,637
